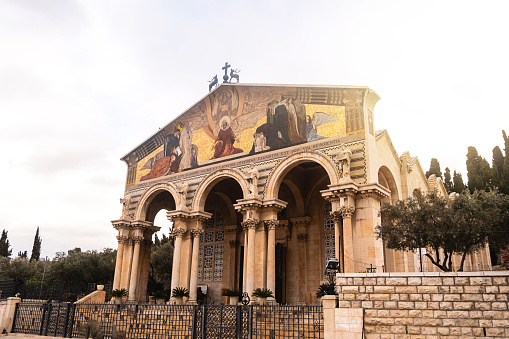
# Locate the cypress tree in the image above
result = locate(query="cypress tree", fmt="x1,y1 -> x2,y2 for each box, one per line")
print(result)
466,146 -> 491,192
30,226 -> 42,262
452,171 -> 466,193
0,229 -> 12,258
444,167 -> 452,193
426,158 -> 442,178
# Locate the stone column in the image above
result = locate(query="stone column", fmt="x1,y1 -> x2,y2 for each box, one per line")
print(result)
243,229 -> 248,292
113,235 -> 128,290
341,206 -> 355,273
188,229 -> 203,304
264,219 -> 278,297
128,236 -> 144,301
170,228 -> 186,300
120,239 -> 133,290
242,219 -> 258,299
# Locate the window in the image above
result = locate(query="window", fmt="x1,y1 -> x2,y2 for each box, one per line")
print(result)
198,209 -> 225,281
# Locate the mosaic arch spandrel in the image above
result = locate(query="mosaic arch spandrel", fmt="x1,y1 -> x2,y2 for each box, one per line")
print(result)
125,85 -> 366,187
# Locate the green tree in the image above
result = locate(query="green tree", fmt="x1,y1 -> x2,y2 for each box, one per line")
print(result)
466,146 -> 491,192
148,233 -> 174,294
18,251 -> 28,258
426,158 -> 442,179
0,229 -> 12,258
452,171 -> 466,193
444,167 -> 452,193
377,191 -> 509,272
30,226 -> 42,262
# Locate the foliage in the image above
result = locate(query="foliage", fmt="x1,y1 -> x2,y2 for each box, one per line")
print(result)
30,227 -> 42,262
0,229 -> 12,258
452,170 -> 466,193
501,249 -> 509,270
110,288 -> 128,298
148,234 -> 174,295
252,288 -> 273,298
18,251 -> 27,259
171,287 -> 189,298
222,288 -> 242,297
466,146 -> 492,192
444,167 -> 452,193
0,257 -> 45,285
50,247 -> 116,286
377,191 -> 509,272
79,319 -> 104,339
426,158 -> 442,179
316,276 -> 336,299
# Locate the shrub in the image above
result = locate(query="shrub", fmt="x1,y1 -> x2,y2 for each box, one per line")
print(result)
252,288 -> 273,298
222,289 -> 242,297
171,287 -> 189,298
110,288 -> 128,298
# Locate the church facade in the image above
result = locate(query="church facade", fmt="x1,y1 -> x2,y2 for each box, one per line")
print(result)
111,84 -> 491,304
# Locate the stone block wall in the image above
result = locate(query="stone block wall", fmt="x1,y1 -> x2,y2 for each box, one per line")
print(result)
335,272 -> 509,338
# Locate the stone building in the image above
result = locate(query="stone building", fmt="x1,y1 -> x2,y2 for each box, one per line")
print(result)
111,84 -> 491,304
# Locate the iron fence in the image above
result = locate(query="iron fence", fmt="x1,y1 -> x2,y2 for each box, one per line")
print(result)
12,302 -> 323,339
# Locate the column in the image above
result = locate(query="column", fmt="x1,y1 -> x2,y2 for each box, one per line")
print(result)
243,229 -> 248,291
188,229 -> 203,304
180,232 -> 193,290
120,240 -> 133,290
264,220 -> 278,297
113,235 -> 128,290
170,228 -> 186,300
128,236 -> 144,301
242,219 -> 258,299
341,206 -> 355,273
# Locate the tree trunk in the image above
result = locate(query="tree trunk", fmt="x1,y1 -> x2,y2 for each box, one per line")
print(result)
458,252 -> 468,272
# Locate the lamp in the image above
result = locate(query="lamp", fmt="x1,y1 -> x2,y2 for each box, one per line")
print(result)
326,258 -> 339,271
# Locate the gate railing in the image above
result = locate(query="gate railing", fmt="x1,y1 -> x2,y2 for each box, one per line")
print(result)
12,302 -> 323,339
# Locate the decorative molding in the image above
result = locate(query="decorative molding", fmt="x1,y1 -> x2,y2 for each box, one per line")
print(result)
331,211 -> 342,221
340,205 -> 355,218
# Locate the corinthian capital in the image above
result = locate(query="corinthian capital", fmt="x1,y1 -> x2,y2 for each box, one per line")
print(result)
170,228 -> 186,238
264,219 -> 279,230
191,229 -> 204,237
340,205 -> 355,218
116,235 -> 128,244
132,236 -> 144,244
241,219 -> 259,230
331,211 -> 342,221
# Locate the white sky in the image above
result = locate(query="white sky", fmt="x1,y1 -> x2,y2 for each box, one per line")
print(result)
1,0 -> 508,259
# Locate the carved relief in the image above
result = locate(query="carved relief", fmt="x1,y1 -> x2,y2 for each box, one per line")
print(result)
120,194 -> 132,220
191,229 -> 204,237
340,205 -> 355,218
244,164 -> 259,196
132,236 -> 144,244
116,235 -> 128,244
264,219 -> 279,230
241,219 -> 259,230
170,228 -> 186,238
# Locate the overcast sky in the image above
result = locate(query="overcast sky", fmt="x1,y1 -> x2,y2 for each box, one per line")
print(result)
1,1 -> 508,259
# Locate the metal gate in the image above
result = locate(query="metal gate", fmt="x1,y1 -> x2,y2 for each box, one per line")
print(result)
12,302 -> 322,339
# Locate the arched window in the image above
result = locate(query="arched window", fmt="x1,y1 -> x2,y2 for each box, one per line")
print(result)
198,209 -> 225,281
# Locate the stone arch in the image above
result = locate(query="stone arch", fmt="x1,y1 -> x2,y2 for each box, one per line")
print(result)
193,168 -> 249,211
264,151 -> 340,200
134,182 -> 179,221
378,166 -> 399,203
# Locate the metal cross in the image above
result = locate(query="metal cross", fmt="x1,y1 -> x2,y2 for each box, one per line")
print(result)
222,62 -> 231,82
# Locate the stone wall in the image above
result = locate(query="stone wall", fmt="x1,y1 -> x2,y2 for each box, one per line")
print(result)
335,272 -> 509,338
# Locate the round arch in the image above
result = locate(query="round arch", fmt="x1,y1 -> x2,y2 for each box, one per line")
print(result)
264,151 -> 340,200
134,182 -> 179,221
378,166 -> 399,203
192,168 -> 249,211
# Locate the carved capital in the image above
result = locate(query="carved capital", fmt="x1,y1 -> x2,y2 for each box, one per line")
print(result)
241,219 -> 259,230
297,233 -> 308,242
191,229 -> 204,238
116,235 -> 128,244
170,228 -> 186,238
132,236 -> 144,244
331,211 -> 342,221
340,205 -> 355,218
264,219 -> 279,230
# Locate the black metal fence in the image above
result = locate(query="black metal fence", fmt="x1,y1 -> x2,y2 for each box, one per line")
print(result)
12,302 -> 323,339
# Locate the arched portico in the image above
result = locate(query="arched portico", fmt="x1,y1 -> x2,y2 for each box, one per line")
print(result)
264,151 -> 341,200
134,182 -> 179,221
192,168 -> 250,212
378,166 -> 399,203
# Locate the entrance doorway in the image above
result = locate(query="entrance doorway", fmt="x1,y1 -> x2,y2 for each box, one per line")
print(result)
275,243 -> 286,304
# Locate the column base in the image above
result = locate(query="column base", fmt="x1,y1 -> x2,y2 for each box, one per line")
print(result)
187,299 -> 198,305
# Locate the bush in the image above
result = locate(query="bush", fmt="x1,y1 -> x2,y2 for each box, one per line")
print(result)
252,288 -> 273,298
171,287 -> 189,298
222,288 -> 242,297
110,288 -> 128,298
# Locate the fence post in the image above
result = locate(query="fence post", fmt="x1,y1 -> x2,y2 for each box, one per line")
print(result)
201,306 -> 207,339
247,306 -> 252,339
43,302 -> 53,336
39,302 -> 48,335
67,303 -> 76,338
322,295 -> 337,339
0,297 -> 21,334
